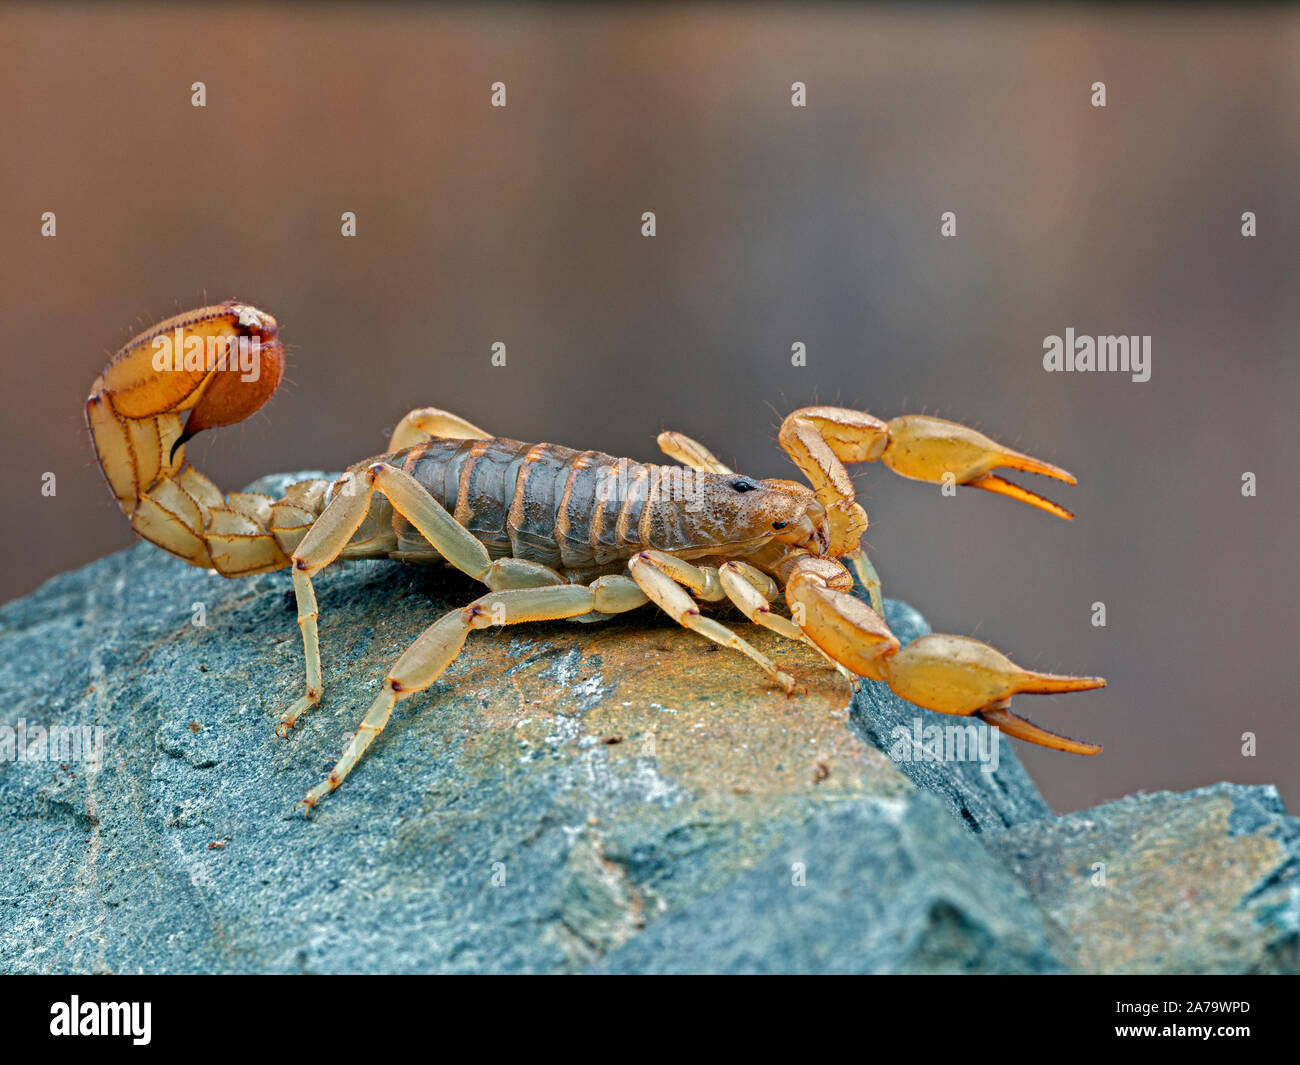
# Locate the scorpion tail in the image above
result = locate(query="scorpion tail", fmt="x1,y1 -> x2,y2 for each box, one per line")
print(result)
86,302 -> 322,576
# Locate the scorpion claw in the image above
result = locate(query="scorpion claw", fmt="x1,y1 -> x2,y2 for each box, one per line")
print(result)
966,473 -> 1074,520
785,566 -> 1106,754
880,415 -> 1078,519
875,634 -> 1105,752
976,703 -> 1103,756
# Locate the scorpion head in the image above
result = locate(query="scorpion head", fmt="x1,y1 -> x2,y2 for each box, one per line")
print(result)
676,472 -> 833,556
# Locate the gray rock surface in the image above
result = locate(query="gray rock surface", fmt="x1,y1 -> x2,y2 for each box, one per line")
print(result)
595,795 -> 1068,974
0,472 -> 1295,974
984,783 -> 1300,974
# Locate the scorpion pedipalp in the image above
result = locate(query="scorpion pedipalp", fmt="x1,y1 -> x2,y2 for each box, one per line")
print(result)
761,408 -> 1104,753
778,407 -> 1078,523
784,560 -> 1104,755
878,414 -> 1078,520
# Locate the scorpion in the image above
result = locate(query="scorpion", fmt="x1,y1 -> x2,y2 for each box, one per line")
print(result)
86,301 -> 1105,814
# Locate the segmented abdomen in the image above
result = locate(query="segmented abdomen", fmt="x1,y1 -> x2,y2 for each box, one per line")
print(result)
397,437 -> 693,570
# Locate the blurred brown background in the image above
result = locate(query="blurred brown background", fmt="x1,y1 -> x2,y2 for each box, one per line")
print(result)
1,3 -> 1296,814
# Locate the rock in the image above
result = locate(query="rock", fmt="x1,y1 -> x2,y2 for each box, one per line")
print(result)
0,473 -> 1056,974
594,794 -> 1068,974
1,472 -> 1295,974
984,783 -> 1300,974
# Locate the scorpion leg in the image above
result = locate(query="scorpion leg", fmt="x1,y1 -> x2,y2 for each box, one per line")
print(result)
785,561 -> 1104,754
718,561 -> 813,645
647,553 -> 841,677
280,461 -> 582,733
717,561 -> 854,681
656,431 -> 733,474
387,407 -> 491,451
843,548 -> 884,615
278,469 -> 378,734
628,551 -> 796,694
298,577 -> 646,813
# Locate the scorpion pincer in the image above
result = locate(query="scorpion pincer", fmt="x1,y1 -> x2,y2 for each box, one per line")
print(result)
86,302 -> 1106,815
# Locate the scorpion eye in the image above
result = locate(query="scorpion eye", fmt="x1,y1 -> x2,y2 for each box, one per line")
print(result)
730,477 -> 760,493
771,521 -> 788,530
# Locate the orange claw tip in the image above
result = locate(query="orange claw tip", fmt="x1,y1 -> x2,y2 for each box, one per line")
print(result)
996,447 -> 1077,486
976,705 -> 1103,756
1014,671 -> 1106,696
967,473 -> 1075,520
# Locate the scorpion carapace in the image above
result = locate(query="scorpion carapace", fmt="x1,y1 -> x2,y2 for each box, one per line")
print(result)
87,302 -> 1106,814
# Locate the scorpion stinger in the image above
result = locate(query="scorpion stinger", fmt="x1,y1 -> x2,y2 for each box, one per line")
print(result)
90,305 -> 1106,815
84,302 -> 323,577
